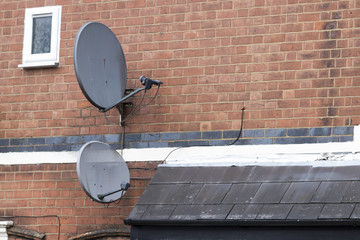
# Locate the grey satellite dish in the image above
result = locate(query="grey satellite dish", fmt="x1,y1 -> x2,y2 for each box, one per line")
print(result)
74,22 -> 163,113
74,22 -> 127,111
77,141 -> 130,203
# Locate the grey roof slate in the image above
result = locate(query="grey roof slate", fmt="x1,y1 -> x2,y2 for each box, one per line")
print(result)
227,204 -> 262,220
311,181 -> 351,203
281,182 -> 320,203
251,182 -> 290,203
193,184 -> 231,204
319,204 -> 355,219
256,204 -> 293,220
222,183 -> 260,204
126,165 -> 360,225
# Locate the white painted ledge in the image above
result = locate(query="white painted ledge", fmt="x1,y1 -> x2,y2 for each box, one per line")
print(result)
0,125 -> 359,167
0,141 -> 359,167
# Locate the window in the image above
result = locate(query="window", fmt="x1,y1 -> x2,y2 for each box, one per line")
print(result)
19,6 -> 62,69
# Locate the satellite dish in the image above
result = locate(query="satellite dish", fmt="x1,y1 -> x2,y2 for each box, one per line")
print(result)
74,22 -> 127,111
77,141 -> 130,203
73,21 -> 163,113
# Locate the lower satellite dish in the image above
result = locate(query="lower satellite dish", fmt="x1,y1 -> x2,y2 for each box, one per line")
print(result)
77,141 -> 130,203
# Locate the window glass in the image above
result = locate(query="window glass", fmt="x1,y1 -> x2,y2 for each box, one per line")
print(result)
32,16 -> 52,54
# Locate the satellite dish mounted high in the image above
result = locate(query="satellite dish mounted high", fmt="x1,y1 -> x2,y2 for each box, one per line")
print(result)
73,21 -> 162,114
77,141 -> 130,203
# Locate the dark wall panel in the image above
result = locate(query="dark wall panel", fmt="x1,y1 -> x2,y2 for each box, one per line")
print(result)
131,226 -> 360,240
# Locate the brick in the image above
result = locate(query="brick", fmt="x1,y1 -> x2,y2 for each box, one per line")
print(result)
273,137 -> 295,144
201,131 -> 221,140
168,141 -> 189,147
332,126 -> 354,135
160,132 -> 181,141
124,133 -> 141,142
288,128 -> 309,137
280,61 -> 301,70
317,136 -> 339,143
65,136 -> 82,144
129,142 -> 148,148
341,136 -> 353,142
103,134 -> 121,143
209,140 -> 230,146
310,127 -> 332,136
252,138 -> 273,145
188,140 -> 209,146
181,132 -> 201,140
232,139 -> 252,145
266,129 -> 287,137
28,138 -> 45,145
244,129 -> 265,138
148,141 -> 168,148
83,135 -> 102,142
141,133 -> 160,141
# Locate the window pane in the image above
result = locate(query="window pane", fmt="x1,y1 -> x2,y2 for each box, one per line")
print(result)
32,16 -> 52,54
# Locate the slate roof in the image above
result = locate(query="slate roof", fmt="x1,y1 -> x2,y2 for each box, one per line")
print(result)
125,165 -> 360,226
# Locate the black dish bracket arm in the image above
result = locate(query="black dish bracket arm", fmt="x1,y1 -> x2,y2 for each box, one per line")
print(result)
98,86 -> 145,113
97,76 -> 162,113
97,182 -> 130,200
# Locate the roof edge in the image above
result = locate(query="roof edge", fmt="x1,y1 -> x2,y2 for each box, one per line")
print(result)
124,218 -> 360,227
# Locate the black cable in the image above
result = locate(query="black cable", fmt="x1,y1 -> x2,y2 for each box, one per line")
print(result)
121,125 -> 125,151
142,84 -> 161,107
102,85 -> 152,126
120,89 -> 147,124
163,147 -> 183,164
121,85 -> 161,125
228,107 -> 246,146
162,107 -> 246,163
103,111 -> 122,127
97,78 -> 162,126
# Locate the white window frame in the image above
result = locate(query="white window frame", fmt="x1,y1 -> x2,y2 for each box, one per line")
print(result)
18,6 -> 62,69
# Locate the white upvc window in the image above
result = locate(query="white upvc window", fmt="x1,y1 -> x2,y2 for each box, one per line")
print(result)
18,6 -> 62,69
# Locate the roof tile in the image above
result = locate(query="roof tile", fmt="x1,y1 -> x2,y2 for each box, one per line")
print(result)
287,204 -> 323,220
251,183 -> 290,203
169,205 -> 205,220
163,184 -> 203,204
150,167 -> 197,184
127,205 -> 148,220
281,182 -> 320,203
343,181 -> 360,202
142,205 -> 176,220
194,184 -> 231,204
171,204 -> 232,220
249,166 -> 311,182
227,204 -> 263,220
137,185 -> 175,204
350,204 -> 360,219
311,181 -> 351,203
191,166 -> 253,183
256,204 -> 293,220
319,204 -> 355,219
222,183 -> 260,204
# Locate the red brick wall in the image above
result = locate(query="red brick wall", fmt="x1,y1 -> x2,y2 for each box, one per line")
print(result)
1,0 -> 360,139
0,161 -> 160,240
1,0 -> 360,238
